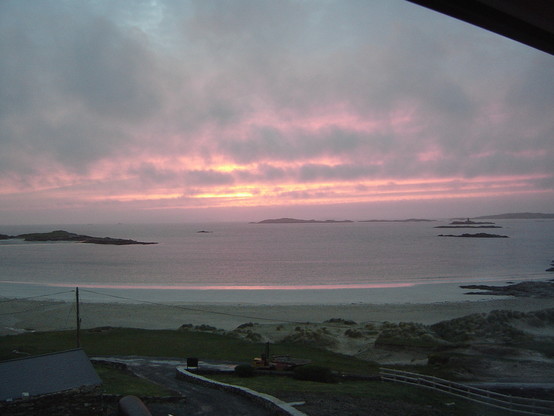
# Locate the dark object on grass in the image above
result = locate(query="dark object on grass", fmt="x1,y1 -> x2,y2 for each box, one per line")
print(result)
234,364 -> 255,378
293,365 -> 335,383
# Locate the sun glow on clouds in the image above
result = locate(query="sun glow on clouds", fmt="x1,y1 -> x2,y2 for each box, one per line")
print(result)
194,192 -> 254,199
96,193 -> 183,202
100,172 -> 550,209
244,105 -> 393,134
1,140 -> 550,213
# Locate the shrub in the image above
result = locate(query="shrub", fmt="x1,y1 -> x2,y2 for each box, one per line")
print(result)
281,328 -> 338,348
237,322 -> 255,329
324,318 -> 357,325
375,322 -> 445,348
234,364 -> 255,378
293,365 -> 335,383
431,312 -> 530,344
244,330 -> 262,342
344,329 -> 363,338
194,324 -> 217,331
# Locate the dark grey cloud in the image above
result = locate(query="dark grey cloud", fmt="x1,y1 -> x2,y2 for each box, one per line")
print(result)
186,169 -> 235,186
0,0 -> 171,178
298,163 -> 378,182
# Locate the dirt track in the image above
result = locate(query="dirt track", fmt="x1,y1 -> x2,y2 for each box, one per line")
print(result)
98,357 -> 456,416
97,357 -> 274,416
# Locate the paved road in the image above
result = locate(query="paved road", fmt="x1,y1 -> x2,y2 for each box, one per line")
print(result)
96,357 -> 276,416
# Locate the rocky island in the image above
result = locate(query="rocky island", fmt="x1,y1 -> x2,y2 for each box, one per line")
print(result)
437,218 -> 499,229
437,233 -> 509,238
435,225 -> 502,229
449,218 -> 495,225
461,280 -> 554,297
1,230 -> 157,245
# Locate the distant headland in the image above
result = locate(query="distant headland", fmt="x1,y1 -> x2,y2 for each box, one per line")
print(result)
252,213 -> 554,224
254,218 -> 353,224
359,218 -> 435,223
253,217 -> 436,224
0,230 -> 157,245
472,212 -> 554,219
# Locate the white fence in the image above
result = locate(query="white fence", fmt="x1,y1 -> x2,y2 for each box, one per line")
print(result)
380,368 -> 554,416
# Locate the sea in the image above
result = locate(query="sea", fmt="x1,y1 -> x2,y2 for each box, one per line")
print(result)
1,220 -> 553,305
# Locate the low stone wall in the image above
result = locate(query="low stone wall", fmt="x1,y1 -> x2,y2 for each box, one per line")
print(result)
175,366 -> 307,416
0,387 -> 102,416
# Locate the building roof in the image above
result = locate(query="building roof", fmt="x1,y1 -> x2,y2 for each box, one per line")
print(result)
408,0 -> 554,55
0,349 -> 102,401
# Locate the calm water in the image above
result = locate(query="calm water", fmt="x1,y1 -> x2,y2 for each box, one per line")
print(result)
1,220 -> 553,295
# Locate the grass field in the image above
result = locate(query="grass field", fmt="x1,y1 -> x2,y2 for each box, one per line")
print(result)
0,327 -> 513,415
94,363 -> 173,396
0,327 -> 377,374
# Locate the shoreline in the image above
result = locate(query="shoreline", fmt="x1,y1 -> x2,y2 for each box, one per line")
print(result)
2,295 -> 554,334
2,278 -> 554,335
1,277 -> 549,305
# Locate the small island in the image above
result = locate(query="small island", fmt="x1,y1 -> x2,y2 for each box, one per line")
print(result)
359,218 -> 435,223
1,230 -> 157,245
436,218 -> 500,229
449,218 -> 495,225
255,218 -> 353,224
435,225 -> 502,229
438,233 -> 509,238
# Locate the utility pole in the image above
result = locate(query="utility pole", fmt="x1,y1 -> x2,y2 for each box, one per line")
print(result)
76,287 -> 81,348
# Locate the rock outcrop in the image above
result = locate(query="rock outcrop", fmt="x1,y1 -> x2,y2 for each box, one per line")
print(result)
5,230 -> 157,245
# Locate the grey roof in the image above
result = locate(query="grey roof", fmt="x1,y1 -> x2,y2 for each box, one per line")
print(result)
0,349 -> 102,401
408,0 -> 554,56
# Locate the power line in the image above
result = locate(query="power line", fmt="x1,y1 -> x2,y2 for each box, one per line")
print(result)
0,297 -> 75,317
0,290 -> 75,303
0,307 -> 47,317
79,288 -> 328,327
0,287 -> 370,330
0,290 -> 76,317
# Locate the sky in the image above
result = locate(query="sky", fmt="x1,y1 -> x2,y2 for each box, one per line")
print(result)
1,0 -> 553,224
